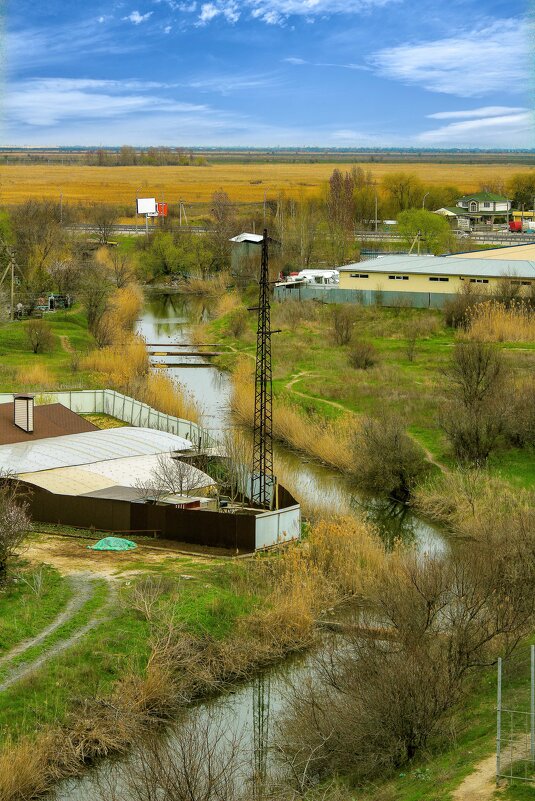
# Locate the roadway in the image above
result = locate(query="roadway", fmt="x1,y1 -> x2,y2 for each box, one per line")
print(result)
71,223 -> 535,247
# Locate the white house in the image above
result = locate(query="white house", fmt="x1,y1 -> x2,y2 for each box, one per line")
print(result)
456,192 -> 511,217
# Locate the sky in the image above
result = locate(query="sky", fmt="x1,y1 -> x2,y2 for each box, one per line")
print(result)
1,0 -> 534,148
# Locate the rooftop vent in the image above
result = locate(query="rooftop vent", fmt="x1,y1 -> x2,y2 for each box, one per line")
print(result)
14,394 -> 34,434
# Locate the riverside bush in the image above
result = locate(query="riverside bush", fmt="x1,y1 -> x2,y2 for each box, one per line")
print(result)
348,340 -> 378,370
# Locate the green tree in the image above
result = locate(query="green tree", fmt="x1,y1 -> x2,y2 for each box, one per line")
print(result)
506,172 -> 535,210
397,208 -> 452,254
382,172 -> 423,213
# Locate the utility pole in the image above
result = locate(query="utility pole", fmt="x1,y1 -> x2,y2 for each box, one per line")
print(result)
251,230 -> 275,509
60,192 -> 63,225
10,252 -> 14,321
422,192 -> 430,209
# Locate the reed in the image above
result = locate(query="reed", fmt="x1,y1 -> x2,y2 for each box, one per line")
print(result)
16,364 -> 55,390
142,371 -> 200,423
231,358 -> 354,472
464,299 -> 535,342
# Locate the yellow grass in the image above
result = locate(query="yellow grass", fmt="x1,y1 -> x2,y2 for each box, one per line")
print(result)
465,300 -> 535,342
16,364 -> 55,389
110,285 -> 144,331
231,357 -> 354,471
0,163 -> 530,205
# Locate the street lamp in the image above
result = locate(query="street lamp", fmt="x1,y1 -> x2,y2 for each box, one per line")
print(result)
422,192 -> 430,209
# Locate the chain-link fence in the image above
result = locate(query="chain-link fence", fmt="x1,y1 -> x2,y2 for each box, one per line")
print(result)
497,646 -> 535,784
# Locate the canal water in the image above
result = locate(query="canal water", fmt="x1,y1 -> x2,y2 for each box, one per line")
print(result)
50,290 -> 445,800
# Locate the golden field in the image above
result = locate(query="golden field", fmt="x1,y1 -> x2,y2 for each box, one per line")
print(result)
1,162 -> 534,206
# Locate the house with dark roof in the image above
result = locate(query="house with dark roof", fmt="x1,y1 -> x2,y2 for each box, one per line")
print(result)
435,192 -> 511,229
0,395 -> 98,446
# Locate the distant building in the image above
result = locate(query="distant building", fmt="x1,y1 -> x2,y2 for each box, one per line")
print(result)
338,254 -> 534,307
435,192 -> 512,229
229,233 -> 280,280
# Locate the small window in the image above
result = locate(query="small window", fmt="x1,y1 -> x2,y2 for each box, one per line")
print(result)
429,277 -> 449,282
470,278 -> 489,284
483,202 -> 491,208
388,275 -> 409,280
350,273 -> 369,279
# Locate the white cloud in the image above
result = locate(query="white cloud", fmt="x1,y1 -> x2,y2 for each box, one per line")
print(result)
123,10 -> 153,24
194,0 -> 395,26
371,18 -> 529,97
427,106 -> 528,120
418,112 -> 534,148
5,78 -> 207,127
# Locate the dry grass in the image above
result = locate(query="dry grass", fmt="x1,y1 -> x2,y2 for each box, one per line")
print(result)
142,371 -> 199,423
464,300 -> 535,342
231,358 -> 354,472
83,336 -> 149,392
0,163 -> 521,205
82,335 -> 199,421
215,290 -> 243,318
180,273 -> 230,296
110,285 -> 144,331
16,363 -> 55,389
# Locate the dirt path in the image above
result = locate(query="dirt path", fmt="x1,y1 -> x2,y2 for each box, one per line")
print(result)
0,573 -> 95,670
59,335 -> 74,352
0,574 -> 115,693
452,752 -> 499,801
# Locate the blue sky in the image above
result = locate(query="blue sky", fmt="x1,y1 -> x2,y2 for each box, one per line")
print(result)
2,0 -> 534,147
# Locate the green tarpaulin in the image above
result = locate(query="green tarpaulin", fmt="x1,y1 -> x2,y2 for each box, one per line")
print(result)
88,537 -> 137,552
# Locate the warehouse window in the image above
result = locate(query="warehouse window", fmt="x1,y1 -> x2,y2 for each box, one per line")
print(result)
470,278 -> 489,284
429,277 -> 449,282
350,273 -> 369,279
511,280 -> 532,286
388,275 -> 409,280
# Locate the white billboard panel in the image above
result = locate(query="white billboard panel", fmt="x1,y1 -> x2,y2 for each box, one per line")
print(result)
137,197 -> 157,215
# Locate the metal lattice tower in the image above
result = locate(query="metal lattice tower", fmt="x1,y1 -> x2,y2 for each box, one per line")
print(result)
251,230 -> 274,508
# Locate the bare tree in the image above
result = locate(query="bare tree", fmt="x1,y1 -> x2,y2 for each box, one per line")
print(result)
0,478 -> 31,580
86,203 -> 120,245
136,454 -> 207,501
47,259 -> 82,297
439,341 -> 507,464
209,190 -> 237,270
96,710 -> 245,801
80,261 -> 113,334
110,250 -> 135,288
330,305 -> 355,345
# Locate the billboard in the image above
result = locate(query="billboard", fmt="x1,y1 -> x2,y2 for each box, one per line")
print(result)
136,197 -> 157,215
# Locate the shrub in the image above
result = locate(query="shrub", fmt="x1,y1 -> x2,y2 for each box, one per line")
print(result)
504,379 -> 535,448
350,413 -> 429,501
330,304 -> 355,345
443,285 -> 483,329
348,340 -> 378,369
24,319 -> 54,354
226,307 -> 248,338
439,341 -> 506,465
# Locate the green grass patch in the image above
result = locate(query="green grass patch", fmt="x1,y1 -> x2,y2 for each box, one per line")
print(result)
0,565 -> 72,657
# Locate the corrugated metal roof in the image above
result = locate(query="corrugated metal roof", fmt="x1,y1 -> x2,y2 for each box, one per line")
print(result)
18,453 -> 214,496
0,426 -> 193,475
456,244 -> 535,261
229,233 -> 264,244
339,255 -> 535,279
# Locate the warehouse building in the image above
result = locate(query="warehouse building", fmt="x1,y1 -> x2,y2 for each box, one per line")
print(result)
337,255 -> 534,307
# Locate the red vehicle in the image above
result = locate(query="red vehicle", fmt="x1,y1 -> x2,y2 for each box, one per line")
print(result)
509,220 -> 523,233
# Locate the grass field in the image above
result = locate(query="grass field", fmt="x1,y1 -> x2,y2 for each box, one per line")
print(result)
0,162 -> 533,206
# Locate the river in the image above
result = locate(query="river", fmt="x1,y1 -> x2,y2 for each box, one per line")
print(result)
50,290 -> 445,800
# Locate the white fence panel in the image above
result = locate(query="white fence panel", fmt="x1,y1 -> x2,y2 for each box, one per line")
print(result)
255,505 -> 301,550
0,390 -> 217,449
